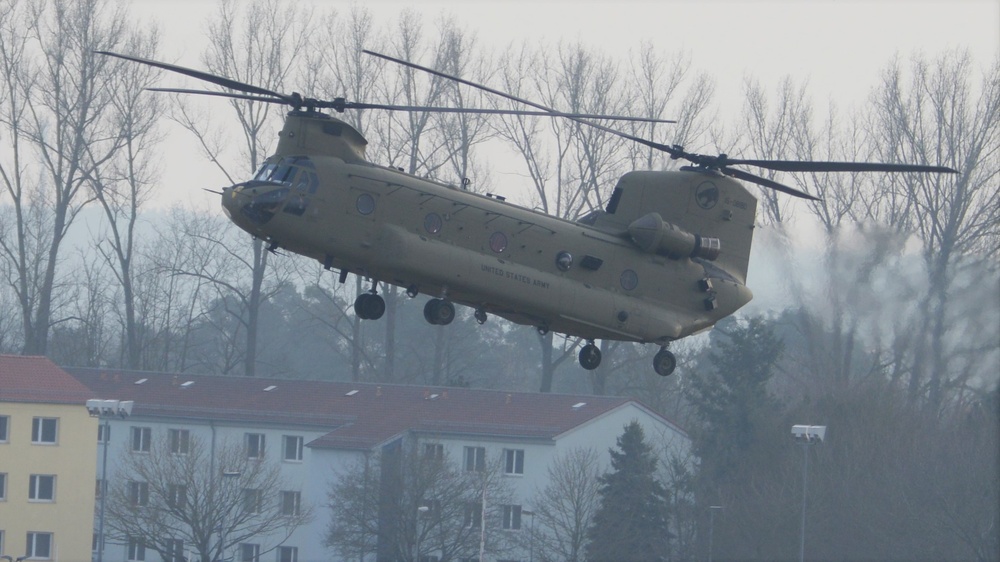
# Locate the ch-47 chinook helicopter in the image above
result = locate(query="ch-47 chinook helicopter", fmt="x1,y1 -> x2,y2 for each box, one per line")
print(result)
99,50 -> 956,377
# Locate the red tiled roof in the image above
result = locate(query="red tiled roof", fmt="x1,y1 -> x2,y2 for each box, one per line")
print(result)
0,354 -> 95,404
60,367 -> 683,450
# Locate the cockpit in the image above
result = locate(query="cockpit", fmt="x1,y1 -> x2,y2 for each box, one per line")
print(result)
226,156 -> 319,225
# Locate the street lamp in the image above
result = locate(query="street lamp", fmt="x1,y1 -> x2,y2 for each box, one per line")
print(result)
86,399 -> 134,562
416,504 -> 430,562
708,505 -> 722,562
792,425 -> 826,562
521,509 -> 535,562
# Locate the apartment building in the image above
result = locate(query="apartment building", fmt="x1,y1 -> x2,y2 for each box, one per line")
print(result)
0,355 -> 98,562
1,357 -> 689,562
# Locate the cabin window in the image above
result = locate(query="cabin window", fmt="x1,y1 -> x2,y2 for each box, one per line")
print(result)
424,213 -> 443,234
606,187 -> 623,214
620,269 -> 639,291
555,251 -> 573,271
283,194 -> 309,216
356,193 -> 376,215
489,231 -> 508,253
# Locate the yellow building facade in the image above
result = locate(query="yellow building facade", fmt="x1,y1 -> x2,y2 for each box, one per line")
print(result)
0,355 -> 97,561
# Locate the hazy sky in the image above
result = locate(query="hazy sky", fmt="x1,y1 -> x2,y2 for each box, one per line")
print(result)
127,0 -> 999,208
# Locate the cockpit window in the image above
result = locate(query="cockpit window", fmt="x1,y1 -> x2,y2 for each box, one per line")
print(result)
252,156 -> 317,191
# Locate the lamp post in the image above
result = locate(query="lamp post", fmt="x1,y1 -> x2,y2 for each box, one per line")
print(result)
218,470 -> 242,562
416,504 -> 430,562
521,509 -> 535,562
708,505 -> 722,562
86,399 -> 134,562
791,425 -> 826,562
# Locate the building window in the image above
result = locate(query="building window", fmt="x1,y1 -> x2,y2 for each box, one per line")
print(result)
280,491 -> 301,516
26,531 -> 53,559
168,484 -> 187,509
282,435 -> 303,462
127,536 -> 146,561
502,504 -> 522,530
0,415 -> 9,442
277,546 -> 298,562
95,478 -> 106,500
128,481 -> 149,507
130,427 -> 151,453
31,417 -> 58,444
464,446 -> 485,472
28,475 -> 55,502
239,543 -> 260,562
97,423 -> 110,443
424,443 -> 444,460
246,433 -> 265,459
503,449 -> 524,475
0,530 -> 4,557
165,539 -> 184,562
243,488 -> 263,514
0,472 -> 6,501
464,502 -> 483,529
169,429 -> 190,455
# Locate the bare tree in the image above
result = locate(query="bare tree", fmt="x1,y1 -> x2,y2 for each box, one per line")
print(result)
529,447 -> 602,562
89,28 -> 163,369
167,0 -> 315,377
0,0 -> 151,355
105,434 -> 311,562
869,50 -> 1000,408
327,443 -> 515,562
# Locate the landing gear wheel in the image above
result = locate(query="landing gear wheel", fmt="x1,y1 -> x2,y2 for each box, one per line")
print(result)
354,293 -> 385,320
653,348 -> 676,377
579,342 -> 602,370
423,298 -> 456,326
474,308 -> 488,325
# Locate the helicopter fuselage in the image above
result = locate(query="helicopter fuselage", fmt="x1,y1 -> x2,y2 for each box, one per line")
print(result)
222,111 -> 754,348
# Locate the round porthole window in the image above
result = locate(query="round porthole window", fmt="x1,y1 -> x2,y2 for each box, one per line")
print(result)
556,251 -> 573,271
356,193 -> 376,215
620,269 -> 639,291
424,213 -> 443,234
489,231 -> 508,253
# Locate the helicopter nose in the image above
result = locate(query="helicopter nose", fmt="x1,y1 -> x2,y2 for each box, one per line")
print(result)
221,181 -> 290,227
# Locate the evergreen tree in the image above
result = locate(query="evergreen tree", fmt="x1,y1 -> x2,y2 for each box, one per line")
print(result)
585,421 -> 671,562
686,316 -> 784,478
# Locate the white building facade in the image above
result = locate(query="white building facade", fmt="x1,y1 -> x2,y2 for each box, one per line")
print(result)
65,368 -> 689,562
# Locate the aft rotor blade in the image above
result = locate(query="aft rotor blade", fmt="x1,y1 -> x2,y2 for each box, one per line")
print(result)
346,102 -> 676,123
721,167 -> 821,201
96,51 -> 291,102
725,158 -> 959,174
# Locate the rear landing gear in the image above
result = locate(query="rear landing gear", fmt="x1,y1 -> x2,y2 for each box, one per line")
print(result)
653,347 -> 676,377
579,341 -> 602,370
424,298 -> 456,325
354,292 -> 385,320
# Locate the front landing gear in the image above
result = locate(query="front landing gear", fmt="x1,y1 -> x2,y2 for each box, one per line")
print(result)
653,347 -> 676,377
424,298 -> 456,326
354,292 -> 385,320
579,341 -> 602,370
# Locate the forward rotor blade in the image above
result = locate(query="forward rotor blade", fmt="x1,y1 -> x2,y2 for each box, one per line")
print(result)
721,167 -> 821,201
96,51 -> 290,102
724,158 -> 959,174
147,87 -> 286,104
363,49 -> 681,150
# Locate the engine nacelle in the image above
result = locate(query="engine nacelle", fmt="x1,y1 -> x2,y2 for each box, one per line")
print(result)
628,212 -> 721,261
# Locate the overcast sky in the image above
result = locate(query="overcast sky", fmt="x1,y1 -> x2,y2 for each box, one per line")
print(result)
129,0 -> 999,208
